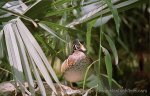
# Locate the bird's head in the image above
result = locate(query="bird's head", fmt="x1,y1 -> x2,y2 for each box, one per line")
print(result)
73,39 -> 86,52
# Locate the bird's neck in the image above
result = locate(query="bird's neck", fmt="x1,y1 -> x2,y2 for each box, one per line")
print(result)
73,50 -> 85,53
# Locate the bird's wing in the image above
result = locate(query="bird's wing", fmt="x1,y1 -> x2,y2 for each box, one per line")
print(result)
86,56 -> 93,64
61,55 -> 76,73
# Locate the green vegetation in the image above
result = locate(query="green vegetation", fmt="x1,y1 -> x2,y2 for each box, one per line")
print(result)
0,0 -> 149,96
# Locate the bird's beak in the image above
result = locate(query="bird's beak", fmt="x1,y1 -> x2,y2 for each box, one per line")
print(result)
79,42 -> 86,52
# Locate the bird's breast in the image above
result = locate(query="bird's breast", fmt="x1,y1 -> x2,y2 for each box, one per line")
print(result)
61,51 -> 92,82
63,58 -> 91,82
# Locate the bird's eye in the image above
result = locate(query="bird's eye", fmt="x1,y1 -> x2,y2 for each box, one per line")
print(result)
80,41 -> 84,44
75,45 -> 80,50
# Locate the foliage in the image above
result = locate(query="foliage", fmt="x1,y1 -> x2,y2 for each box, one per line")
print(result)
0,0 -> 149,96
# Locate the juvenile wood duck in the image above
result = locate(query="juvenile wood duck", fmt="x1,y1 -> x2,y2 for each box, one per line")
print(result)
61,39 -> 92,82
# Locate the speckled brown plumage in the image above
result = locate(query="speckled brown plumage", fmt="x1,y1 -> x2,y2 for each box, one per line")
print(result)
61,40 -> 92,82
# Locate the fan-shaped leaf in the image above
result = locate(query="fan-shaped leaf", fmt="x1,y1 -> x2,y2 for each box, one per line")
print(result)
4,23 -> 26,95
0,30 -> 4,59
29,55 -> 46,96
12,23 -> 35,95
16,18 -> 57,94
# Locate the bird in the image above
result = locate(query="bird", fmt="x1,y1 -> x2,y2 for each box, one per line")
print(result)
61,39 -> 93,83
